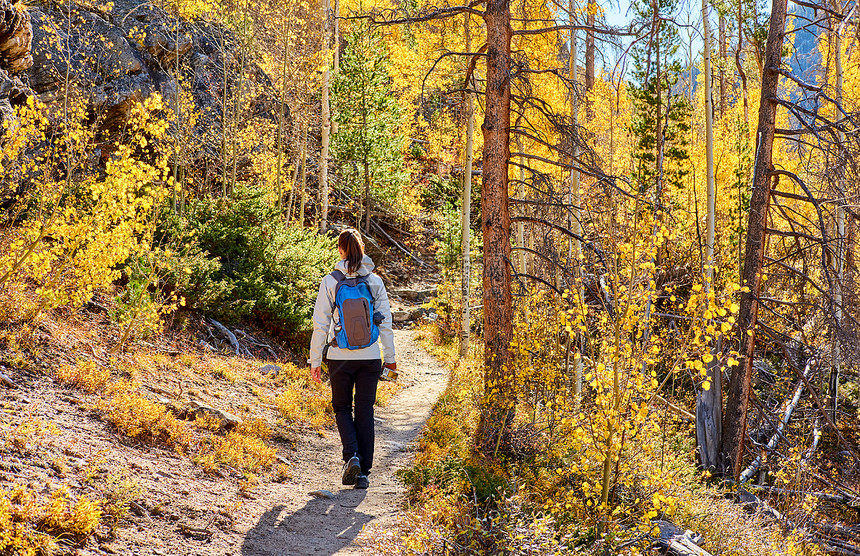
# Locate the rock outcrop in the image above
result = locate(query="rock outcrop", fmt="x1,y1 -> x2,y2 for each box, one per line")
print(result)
0,0 -> 31,129
1,0 -> 284,179
0,0 -> 32,72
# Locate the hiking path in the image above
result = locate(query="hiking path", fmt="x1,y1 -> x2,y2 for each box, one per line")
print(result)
237,328 -> 448,556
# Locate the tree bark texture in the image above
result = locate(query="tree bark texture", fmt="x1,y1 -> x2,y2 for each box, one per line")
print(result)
478,0 -> 515,451
719,0 -> 788,480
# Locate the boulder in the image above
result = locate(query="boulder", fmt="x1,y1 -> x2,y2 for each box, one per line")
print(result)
259,364 -> 281,376
392,310 -> 411,323
185,399 -> 242,430
0,0 -> 33,72
0,0 -> 33,154
391,287 -> 437,302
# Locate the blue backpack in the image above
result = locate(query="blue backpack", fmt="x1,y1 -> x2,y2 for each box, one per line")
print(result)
329,270 -> 382,349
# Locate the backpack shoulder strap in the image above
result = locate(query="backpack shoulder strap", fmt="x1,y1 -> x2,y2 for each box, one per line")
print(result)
328,270 -> 345,318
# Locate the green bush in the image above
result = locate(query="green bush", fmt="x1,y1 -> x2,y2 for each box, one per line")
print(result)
157,186 -> 338,338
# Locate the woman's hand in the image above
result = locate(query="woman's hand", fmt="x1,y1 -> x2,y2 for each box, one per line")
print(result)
310,366 -> 322,383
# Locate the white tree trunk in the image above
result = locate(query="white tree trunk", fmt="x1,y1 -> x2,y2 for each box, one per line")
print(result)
568,0 -> 583,399
299,122 -> 308,225
332,0 -> 340,136
697,0 -> 722,471
319,0 -> 331,233
460,13 -> 474,359
829,0 -> 850,421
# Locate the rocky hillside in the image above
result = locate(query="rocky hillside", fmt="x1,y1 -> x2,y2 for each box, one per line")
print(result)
1,0 -> 282,177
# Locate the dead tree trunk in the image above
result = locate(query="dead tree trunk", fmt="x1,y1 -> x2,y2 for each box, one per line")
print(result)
478,0 -> 515,453
719,0 -> 788,480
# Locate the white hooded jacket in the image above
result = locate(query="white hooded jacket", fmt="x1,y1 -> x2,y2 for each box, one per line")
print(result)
309,255 -> 395,368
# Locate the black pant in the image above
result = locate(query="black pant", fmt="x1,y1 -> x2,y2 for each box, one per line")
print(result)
328,359 -> 381,474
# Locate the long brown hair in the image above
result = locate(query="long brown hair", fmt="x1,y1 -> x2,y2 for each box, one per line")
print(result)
338,229 -> 365,274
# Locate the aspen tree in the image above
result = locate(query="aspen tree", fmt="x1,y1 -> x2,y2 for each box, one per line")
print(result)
568,0 -> 583,399
460,12 -> 474,359
319,0 -> 331,233
585,0 -> 595,117
332,0 -> 340,136
299,121 -> 308,225
828,0 -> 849,422
219,25 -> 229,196
230,1 -> 251,194
286,118 -> 301,218
718,13 -> 727,118
172,1 -> 183,214
735,0 -> 749,128
275,24 -> 291,211
696,0 -> 721,471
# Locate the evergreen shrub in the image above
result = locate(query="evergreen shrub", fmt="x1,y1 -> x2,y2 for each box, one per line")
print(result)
158,186 -> 338,338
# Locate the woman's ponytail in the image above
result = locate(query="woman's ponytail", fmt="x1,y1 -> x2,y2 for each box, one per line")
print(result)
338,229 -> 365,274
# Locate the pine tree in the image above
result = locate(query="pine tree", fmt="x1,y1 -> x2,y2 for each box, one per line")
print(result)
331,21 -> 406,232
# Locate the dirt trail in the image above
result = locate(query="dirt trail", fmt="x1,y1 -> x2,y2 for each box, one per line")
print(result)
237,328 -> 448,555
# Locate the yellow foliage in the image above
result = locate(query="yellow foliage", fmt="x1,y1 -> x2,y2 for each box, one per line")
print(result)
55,359 -> 111,393
275,380 -> 331,429
1,416 -> 58,454
41,488 -> 102,537
0,94 -> 170,321
0,484 -> 102,555
213,430 -> 277,473
97,382 -> 193,449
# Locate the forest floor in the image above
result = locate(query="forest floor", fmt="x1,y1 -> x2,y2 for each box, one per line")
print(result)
0,289 -> 448,556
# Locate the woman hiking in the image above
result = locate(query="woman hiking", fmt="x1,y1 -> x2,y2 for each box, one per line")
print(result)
309,229 -> 397,489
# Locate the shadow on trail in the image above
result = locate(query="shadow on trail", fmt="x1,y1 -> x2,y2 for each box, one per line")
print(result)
241,490 -> 370,556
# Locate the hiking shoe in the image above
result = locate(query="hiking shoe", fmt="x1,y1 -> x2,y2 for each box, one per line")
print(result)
355,474 -> 369,489
342,455 -> 361,485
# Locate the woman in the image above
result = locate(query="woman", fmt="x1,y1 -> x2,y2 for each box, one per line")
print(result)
309,229 -> 397,489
